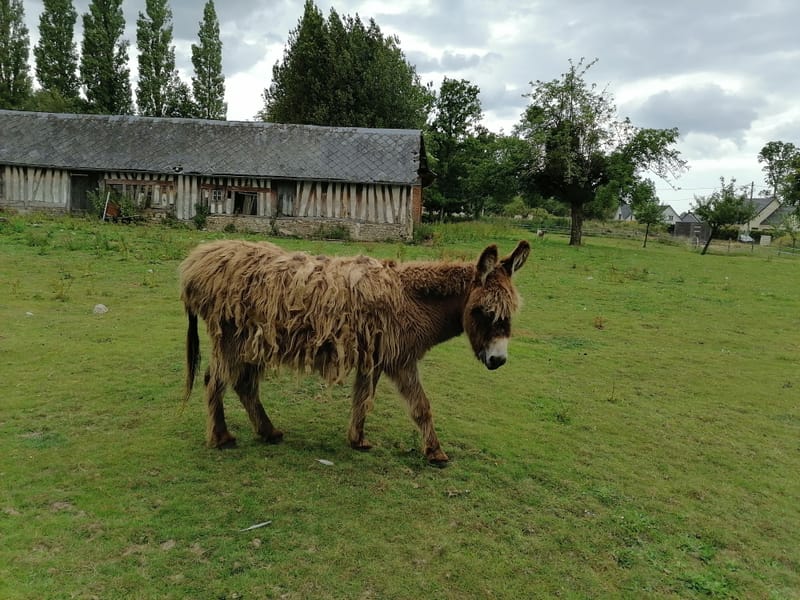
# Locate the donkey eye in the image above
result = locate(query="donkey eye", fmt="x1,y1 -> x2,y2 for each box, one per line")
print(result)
494,318 -> 511,336
471,307 -> 493,322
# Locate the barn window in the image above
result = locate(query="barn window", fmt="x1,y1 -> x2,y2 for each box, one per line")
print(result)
234,191 -> 257,215
200,186 -> 226,214
105,180 -> 162,209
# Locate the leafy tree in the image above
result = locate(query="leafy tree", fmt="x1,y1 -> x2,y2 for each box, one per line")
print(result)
80,0 -> 133,114
0,0 -> 33,109
773,212 -> 799,249
597,126 -> 686,240
516,59 -> 614,244
191,0 -> 226,120
462,132 -> 526,218
345,15 -> 431,129
757,141 -> 798,198
781,154 -> 800,209
692,177 -> 757,255
424,77 -> 484,219
261,1 -> 328,124
609,128 -> 686,199
629,181 -> 662,248
164,76 -> 197,118
430,78 -> 483,140
516,58 -> 685,245
261,1 -> 432,129
23,88 -> 86,112
33,0 -> 80,104
136,0 -> 179,117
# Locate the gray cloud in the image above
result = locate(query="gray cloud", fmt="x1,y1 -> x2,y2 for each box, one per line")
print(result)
629,85 -> 763,141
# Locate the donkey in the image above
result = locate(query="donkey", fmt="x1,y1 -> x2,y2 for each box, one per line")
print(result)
180,239 -> 529,464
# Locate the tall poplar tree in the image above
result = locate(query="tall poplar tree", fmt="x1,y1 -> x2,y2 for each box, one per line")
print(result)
33,0 -> 80,102
0,0 -> 33,109
136,0 -> 178,117
191,0 -> 226,120
80,0 -> 133,114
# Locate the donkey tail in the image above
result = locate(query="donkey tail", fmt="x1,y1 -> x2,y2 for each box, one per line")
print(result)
183,310 -> 201,408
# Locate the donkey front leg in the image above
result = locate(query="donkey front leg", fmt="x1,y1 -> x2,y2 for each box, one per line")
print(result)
391,364 -> 449,465
348,369 -> 381,451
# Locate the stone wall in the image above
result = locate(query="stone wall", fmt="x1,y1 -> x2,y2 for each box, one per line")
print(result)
204,215 -> 412,242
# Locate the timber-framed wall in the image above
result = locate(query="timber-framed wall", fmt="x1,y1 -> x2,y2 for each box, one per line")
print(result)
0,111 -> 431,241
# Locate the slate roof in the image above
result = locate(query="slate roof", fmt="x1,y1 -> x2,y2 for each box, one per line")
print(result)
0,110 -> 430,186
761,204 -> 795,226
750,196 -> 775,214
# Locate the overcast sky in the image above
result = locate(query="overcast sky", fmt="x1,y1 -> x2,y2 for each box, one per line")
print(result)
22,0 -> 800,213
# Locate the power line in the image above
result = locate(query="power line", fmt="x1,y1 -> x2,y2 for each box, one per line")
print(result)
656,186 -> 722,191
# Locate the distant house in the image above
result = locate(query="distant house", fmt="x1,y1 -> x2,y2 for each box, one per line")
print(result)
673,211 -> 710,240
0,110 -> 433,241
742,197 -> 785,233
660,204 -> 680,224
759,204 -> 798,229
614,203 -> 681,225
614,203 -> 635,221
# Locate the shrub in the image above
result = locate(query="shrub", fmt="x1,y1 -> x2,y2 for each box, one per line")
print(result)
413,222 -> 435,244
193,203 -> 210,230
89,189 -> 139,220
501,197 -> 527,217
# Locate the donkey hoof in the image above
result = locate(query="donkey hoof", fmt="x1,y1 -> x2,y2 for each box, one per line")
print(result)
262,429 -> 284,444
426,448 -> 449,466
210,431 -> 237,449
350,439 -> 373,452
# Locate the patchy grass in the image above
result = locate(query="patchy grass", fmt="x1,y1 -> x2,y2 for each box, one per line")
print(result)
1,214 -> 798,598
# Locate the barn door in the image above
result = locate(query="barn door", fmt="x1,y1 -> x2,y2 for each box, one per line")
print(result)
70,172 -> 101,214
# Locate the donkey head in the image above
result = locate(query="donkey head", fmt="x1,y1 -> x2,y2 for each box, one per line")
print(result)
463,240 -> 530,370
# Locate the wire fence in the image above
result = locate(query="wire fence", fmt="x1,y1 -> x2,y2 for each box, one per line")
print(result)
516,221 -> 799,258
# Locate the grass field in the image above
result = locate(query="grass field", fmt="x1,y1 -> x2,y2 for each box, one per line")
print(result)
1,214 -> 798,599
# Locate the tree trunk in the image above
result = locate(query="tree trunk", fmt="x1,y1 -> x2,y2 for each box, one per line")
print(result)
643,223 -> 650,248
569,202 -> 583,246
701,227 -> 716,255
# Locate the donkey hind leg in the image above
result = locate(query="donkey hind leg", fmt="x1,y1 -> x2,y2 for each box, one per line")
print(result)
205,365 -> 236,448
233,364 -> 283,444
348,369 -> 381,451
391,364 -> 449,465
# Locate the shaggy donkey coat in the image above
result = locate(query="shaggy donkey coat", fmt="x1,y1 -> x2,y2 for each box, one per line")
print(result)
180,239 -> 529,463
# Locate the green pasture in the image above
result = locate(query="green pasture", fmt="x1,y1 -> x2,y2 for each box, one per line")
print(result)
1,214 -> 798,599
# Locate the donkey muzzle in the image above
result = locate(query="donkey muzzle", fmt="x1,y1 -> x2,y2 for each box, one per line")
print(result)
480,337 -> 509,370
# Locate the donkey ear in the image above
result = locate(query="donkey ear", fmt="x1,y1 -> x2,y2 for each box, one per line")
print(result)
476,244 -> 499,283
501,240 -> 531,276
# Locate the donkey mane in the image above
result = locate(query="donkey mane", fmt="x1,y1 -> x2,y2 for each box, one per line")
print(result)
180,238 -> 529,464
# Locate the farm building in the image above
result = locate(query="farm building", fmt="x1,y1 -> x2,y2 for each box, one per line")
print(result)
0,110 -> 433,241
